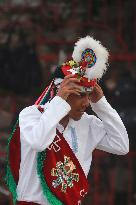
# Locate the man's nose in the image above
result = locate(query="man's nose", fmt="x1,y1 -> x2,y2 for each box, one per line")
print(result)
82,96 -> 90,107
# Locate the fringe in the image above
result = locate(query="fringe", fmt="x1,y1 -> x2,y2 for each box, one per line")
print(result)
5,120 -> 19,205
37,152 -> 63,205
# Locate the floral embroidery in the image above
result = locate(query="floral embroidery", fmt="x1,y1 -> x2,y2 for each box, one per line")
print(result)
51,156 -> 79,193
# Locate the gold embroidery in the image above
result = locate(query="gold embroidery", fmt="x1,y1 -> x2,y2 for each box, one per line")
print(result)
51,156 -> 79,193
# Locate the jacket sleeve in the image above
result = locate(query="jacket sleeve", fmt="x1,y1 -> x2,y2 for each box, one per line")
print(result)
19,96 -> 71,151
91,96 -> 129,155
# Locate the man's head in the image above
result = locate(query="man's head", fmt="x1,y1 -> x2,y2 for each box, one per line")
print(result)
53,75 -> 92,121
54,76 -> 104,122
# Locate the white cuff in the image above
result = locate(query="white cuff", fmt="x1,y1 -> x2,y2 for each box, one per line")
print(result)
91,96 -> 112,113
48,96 -> 71,113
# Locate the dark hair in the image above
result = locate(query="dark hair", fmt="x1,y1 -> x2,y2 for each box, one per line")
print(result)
52,65 -> 65,79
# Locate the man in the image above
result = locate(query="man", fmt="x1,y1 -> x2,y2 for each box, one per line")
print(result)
6,36 -> 129,205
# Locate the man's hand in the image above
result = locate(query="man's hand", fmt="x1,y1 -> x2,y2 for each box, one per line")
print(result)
90,83 -> 104,103
56,74 -> 82,101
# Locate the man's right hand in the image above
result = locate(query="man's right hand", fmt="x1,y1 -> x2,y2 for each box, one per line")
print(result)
56,74 -> 82,101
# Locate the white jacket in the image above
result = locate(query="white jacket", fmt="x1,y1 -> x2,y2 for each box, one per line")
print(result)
17,96 -> 129,205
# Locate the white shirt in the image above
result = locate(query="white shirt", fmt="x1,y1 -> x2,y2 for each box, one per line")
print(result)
17,96 -> 129,205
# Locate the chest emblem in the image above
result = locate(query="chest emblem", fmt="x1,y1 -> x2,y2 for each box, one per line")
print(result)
51,156 -> 79,193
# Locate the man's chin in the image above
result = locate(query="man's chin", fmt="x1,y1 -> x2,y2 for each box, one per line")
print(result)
71,113 -> 83,121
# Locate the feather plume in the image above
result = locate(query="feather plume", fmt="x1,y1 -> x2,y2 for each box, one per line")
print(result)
72,36 -> 109,80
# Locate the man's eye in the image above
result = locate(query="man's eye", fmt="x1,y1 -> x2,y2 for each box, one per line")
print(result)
88,95 -> 91,100
88,93 -> 92,99
79,93 -> 86,97
77,92 -> 91,99
88,93 -> 91,97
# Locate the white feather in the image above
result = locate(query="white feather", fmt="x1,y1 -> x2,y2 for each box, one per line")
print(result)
72,36 -> 109,80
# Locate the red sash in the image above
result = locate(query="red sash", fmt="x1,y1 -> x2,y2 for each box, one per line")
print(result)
42,129 -> 89,205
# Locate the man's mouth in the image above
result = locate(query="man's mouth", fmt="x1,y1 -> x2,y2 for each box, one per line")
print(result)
77,110 -> 85,114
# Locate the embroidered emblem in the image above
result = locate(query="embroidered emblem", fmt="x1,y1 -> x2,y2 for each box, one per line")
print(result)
80,189 -> 87,197
51,156 -> 79,193
48,135 -> 61,152
78,200 -> 81,205
81,48 -> 97,68
77,189 -> 87,204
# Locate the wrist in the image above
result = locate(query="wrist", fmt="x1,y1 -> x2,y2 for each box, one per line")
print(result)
90,94 -> 104,103
56,93 -> 68,101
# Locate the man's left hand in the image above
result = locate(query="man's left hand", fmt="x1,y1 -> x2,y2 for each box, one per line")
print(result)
90,83 -> 104,103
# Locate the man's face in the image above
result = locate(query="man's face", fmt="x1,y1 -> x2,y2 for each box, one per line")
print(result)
67,92 -> 91,121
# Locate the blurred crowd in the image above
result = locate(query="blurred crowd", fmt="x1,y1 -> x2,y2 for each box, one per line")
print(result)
0,0 -> 136,205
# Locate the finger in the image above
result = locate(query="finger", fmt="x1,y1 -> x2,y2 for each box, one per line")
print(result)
63,74 -> 80,81
92,83 -> 99,91
67,83 -> 82,90
68,90 -> 81,96
64,74 -> 76,79
61,75 -> 76,85
64,78 -> 81,86
94,83 -> 101,89
61,84 -> 82,93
